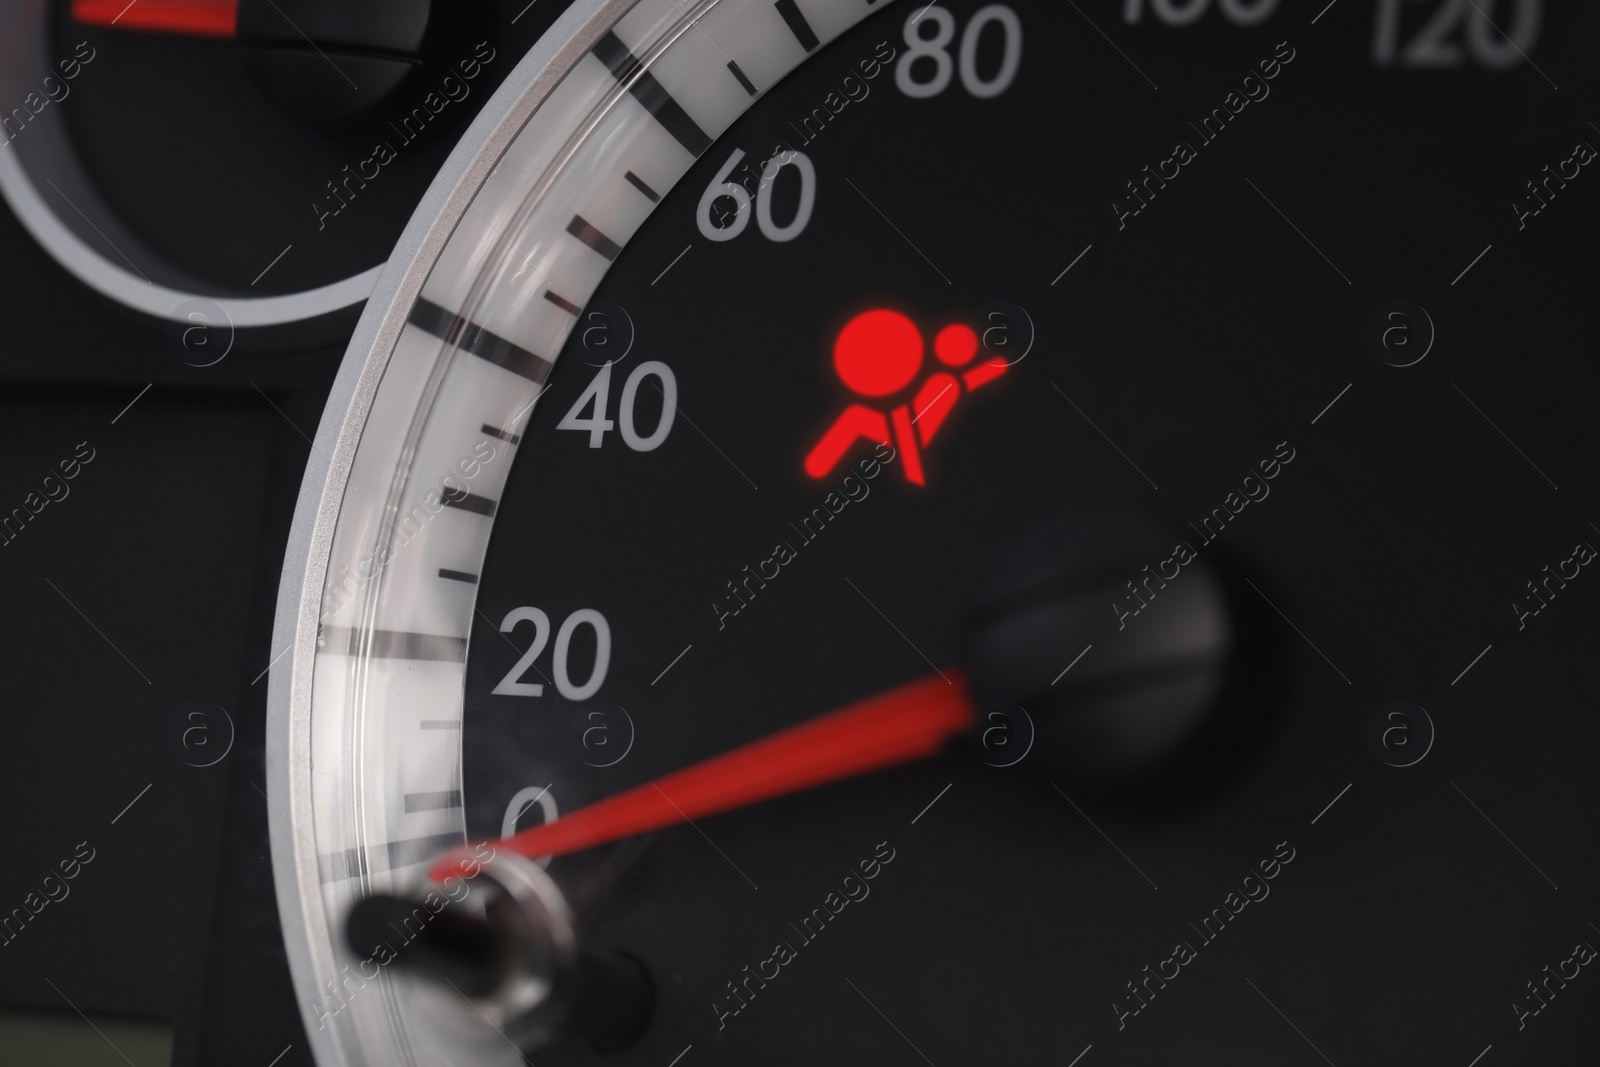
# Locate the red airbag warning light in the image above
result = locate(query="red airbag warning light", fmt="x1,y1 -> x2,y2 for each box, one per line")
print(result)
804,309 -> 1007,486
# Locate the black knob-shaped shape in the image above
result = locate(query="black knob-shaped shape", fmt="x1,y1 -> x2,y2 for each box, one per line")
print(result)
965,513 -> 1233,784
238,0 -> 431,126
346,891 -> 509,998
345,885 -> 654,1053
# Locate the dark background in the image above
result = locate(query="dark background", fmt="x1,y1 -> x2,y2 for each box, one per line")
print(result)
3,1 -> 1600,1065
0,200 -> 334,1065
0,0 -> 580,1062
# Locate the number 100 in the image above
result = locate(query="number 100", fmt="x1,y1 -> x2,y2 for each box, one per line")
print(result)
1123,0 -> 1280,26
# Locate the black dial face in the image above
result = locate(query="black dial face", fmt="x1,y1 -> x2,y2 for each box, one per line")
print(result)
447,1 -> 1599,1063
43,0 -> 568,294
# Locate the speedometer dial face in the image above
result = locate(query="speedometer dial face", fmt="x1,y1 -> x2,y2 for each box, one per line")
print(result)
270,1 -> 1600,1064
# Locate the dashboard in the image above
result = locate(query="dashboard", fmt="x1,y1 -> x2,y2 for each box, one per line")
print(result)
1,1 -> 1597,1065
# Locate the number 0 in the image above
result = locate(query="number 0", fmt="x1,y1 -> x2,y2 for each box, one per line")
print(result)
619,362 -> 677,451
959,6 -> 1023,97
553,609 -> 611,701
756,152 -> 817,242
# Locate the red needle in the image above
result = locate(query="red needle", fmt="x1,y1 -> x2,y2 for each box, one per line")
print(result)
72,0 -> 238,39
430,671 -> 973,881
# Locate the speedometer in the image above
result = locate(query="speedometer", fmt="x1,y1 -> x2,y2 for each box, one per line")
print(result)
267,0 -> 1600,1064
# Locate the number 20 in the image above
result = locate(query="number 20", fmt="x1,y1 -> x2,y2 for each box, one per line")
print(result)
492,607 -> 611,701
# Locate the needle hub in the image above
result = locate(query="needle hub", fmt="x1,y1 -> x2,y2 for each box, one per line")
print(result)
346,853 -> 653,1052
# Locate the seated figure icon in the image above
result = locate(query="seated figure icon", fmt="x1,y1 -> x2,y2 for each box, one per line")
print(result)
804,308 -> 1007,486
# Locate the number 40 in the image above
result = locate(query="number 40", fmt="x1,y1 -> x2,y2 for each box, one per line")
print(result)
557,361 -> 677,451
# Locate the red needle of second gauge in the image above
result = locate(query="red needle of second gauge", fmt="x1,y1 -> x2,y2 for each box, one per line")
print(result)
71,0 -> 238,39
430,671 -> 974,881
